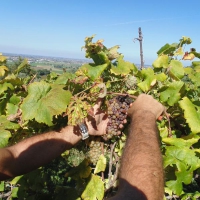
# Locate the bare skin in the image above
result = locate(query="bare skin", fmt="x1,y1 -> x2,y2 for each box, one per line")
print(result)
0,94 -> 164,199
108,94 -> 164,200
0,100 -> 108,180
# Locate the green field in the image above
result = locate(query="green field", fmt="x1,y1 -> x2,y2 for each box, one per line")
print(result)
30,61 -> 81,74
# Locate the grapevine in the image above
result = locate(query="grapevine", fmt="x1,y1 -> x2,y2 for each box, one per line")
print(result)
0,35 -> 200,199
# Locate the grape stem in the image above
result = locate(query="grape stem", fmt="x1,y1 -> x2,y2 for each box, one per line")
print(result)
101,142 -> 105,181
107,142 -> 116,189
28,74 -> 37,86
163,110 -> 172,137
107,92 -> 137,99
0,191 -> 12,199
75,85 -> 93,97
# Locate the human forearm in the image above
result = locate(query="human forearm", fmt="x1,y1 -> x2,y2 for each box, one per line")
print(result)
0,126 -> 81,179
117,111 -> 164,199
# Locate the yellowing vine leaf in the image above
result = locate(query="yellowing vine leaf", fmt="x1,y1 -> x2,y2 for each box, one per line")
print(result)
137,68 -> 155,92
65,160 -> 91,180
21,82 -> 72,126
0,66 -> 9,77
182,52 -> 195,60
0,55 -> 7,62
169,60 -> 185,80
180,36 -> 192,46
110,55 -> 137,76
94,154 -> 106,174
67,99 -> 92,125
155,73 -> 167,82
0,115 -> 20,130
81,174 -> 104,200
107,45 -> 121,60
152,55 -> 169,68
174,47 -> 184,56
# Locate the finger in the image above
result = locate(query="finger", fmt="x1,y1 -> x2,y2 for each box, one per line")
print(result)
157,115 -> 163,121
90,118 -> 109,136
155,105 -> 165,119
93,98 -> 103,114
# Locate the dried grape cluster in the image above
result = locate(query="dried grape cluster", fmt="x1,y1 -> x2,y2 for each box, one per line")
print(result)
104,95 -> 132,140
87,139 -> 102,165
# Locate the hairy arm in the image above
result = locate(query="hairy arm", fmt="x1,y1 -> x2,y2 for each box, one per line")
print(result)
108,94 -> 164,200
0,100 -> 108,181
0,126 -> 82,180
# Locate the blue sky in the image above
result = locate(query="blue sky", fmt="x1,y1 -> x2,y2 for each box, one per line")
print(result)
1,0 -> 200,65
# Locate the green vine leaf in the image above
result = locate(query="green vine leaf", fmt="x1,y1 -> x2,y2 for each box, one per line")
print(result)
81,174 -> 104,200
160,81 -> 184,106
13,59 -> 28,75
157,43 -> 178,56
6,103 -> 18,116
0,181 -> 4,191
21,82 -> 72,126
0,82 -> 14,95
3,74 -> 23,86
0,115 -> 19,147
77,63 -> 108,81
193,51 -> 200,59
164,146 -> 200,171
0,129 -> 11,148
162,137 -> 199,148
164,146 -> 200,196
192,61 -> 200,67
179,97 -> 200,134
166,180 -> 183,196
188,72 -> 200,87
175,168 -> 193,185
11,187 -> 19,198
54,72 -> 76,84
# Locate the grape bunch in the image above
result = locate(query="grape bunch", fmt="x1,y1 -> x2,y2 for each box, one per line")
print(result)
67,148 -> 85,167
104,95 -> 133,140
87,139 -> 102,165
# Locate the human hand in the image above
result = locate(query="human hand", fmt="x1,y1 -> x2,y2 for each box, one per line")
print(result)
85,99 -> 108,136
128,94 -> 165,119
